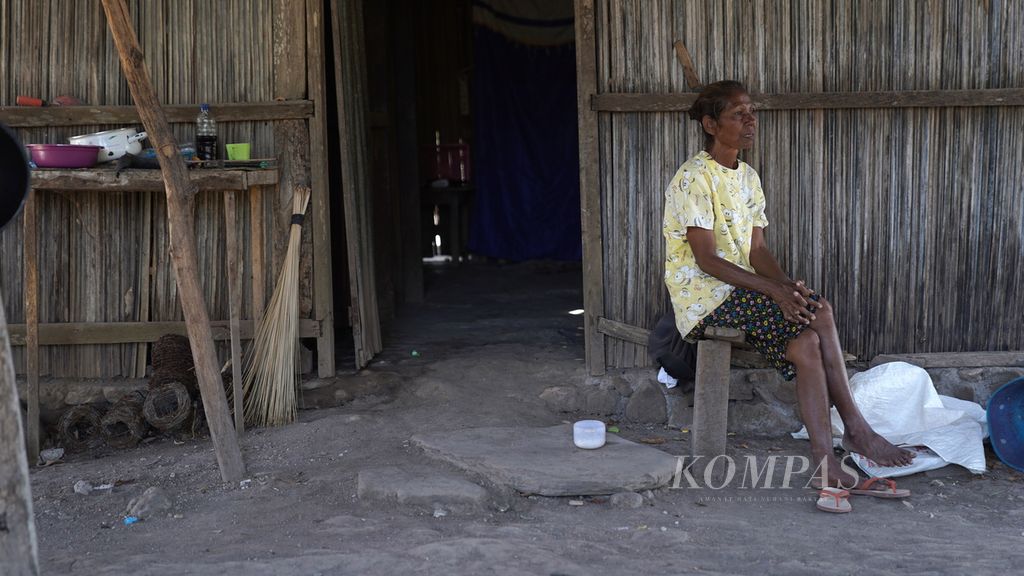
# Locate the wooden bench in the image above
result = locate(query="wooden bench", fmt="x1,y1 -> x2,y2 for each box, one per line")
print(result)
596,317 -> 765,461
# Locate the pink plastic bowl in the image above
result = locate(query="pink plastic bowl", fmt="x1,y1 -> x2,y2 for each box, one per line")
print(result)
26,144 -> 102,169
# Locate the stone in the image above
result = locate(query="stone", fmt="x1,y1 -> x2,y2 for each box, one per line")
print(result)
40,448 -> 64,464
125,487 -> 172,519
609,491 -> 644,509
947,383 -> 976,403
985,368 -> 1024,392
612,375 -> 633,397
583,387 -> 620,415
357,465 -> 489,510
762,378 -> 797,405
412,425 -> 679,496
102,384 -> 149,404
64,383 -> 107,406
625,379 -> 667,424
928,367 -> 1024,408
727,402 -> 801,437
39,384 -> 66,412
540,386 -> 580,413
666,396 -> 693,429
728,372 -> 755,400
957,368 -> 986,382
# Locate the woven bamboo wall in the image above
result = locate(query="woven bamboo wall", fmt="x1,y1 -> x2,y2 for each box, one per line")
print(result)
0,0 -> 309,378
595,0 -> 1024,367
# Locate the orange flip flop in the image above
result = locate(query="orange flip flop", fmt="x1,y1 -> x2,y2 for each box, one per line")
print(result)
849,477 -> 911,499
816,487 -> 852,513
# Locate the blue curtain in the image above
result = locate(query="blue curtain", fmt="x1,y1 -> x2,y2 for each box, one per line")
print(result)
468,9 -> 581,261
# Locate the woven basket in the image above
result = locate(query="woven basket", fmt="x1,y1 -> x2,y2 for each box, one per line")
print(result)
57,405 -> 103,451
143,381 -> 193,431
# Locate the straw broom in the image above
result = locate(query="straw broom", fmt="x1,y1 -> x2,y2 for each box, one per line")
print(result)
242,185 -> 311,427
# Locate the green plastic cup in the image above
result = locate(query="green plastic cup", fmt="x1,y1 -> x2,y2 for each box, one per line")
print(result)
226,143 -> 251,161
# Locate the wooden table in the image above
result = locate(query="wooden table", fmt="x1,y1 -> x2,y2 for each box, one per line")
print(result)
20,167 -> 280,462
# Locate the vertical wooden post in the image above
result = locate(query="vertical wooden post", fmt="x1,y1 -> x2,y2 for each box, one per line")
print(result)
0,291 -> 39,576
134,190 -> 153,378
691,340 -> 731,459
393,0 -> 424,303
574,0 -> 606,375
21,191 -> 39,464
308,0 -> 338,376
101,0 -> 245,482
250,186 -> 266,327
224,190 -> 244,435
272,0 -> 312,310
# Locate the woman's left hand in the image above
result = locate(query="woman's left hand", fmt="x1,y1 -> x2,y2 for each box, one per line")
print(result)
794,280 -> 823,310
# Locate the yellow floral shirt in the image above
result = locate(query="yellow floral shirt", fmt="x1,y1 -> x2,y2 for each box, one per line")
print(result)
663,151 -> 769,338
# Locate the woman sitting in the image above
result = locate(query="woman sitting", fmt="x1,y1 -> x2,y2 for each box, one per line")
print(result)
663,80 -> 914,489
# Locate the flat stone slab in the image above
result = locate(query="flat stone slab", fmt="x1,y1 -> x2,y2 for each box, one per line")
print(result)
411,425 -> 679,496
357,465 -> 489,508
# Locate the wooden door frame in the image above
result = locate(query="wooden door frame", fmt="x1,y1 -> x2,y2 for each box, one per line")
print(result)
574,0 -> 606,375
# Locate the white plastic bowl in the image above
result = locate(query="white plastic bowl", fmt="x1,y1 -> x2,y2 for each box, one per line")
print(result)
573,420 -> 606,449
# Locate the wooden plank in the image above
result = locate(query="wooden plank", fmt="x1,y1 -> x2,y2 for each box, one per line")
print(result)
22,191 -> 39,465
591,88 -> 1024,112
30,168 -> 279,192
309,0 -> 337,376
575,0 -> 606,375
0,292 -> 40,575
7,319 -> 321,346
134,190 -> 153,378
224,190 -> 244,435
0,100 -> 314,127
672,40 -> 702,90
869,352 -> 1024,369
704,326 -> 746,343
597,316 -> 650,346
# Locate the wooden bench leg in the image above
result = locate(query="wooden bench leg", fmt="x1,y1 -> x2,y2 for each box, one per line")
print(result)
692,339 -> 731,460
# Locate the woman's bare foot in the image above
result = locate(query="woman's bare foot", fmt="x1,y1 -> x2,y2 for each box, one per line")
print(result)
809,452 -> 859,489
842,428 -> 916,467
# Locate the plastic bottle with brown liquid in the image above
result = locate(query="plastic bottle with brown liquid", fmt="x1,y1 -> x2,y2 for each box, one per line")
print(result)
195,103 -> 218,160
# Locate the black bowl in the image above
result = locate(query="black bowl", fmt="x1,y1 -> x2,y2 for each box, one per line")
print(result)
0,123 -> 30,231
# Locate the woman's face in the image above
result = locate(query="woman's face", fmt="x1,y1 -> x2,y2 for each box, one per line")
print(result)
704,92 -> 758,150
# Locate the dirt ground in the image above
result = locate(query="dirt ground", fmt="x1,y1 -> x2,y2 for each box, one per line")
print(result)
29,262 -> 1024,575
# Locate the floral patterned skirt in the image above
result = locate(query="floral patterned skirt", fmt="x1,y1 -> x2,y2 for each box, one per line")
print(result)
686,287 -> 819,381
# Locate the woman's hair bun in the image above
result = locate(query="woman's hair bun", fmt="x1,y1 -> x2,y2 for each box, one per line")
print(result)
688,80 -> 747,122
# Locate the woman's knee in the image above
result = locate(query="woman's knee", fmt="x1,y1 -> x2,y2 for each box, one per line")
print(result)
809,297 -> 835,331
786,330 -> 822,364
